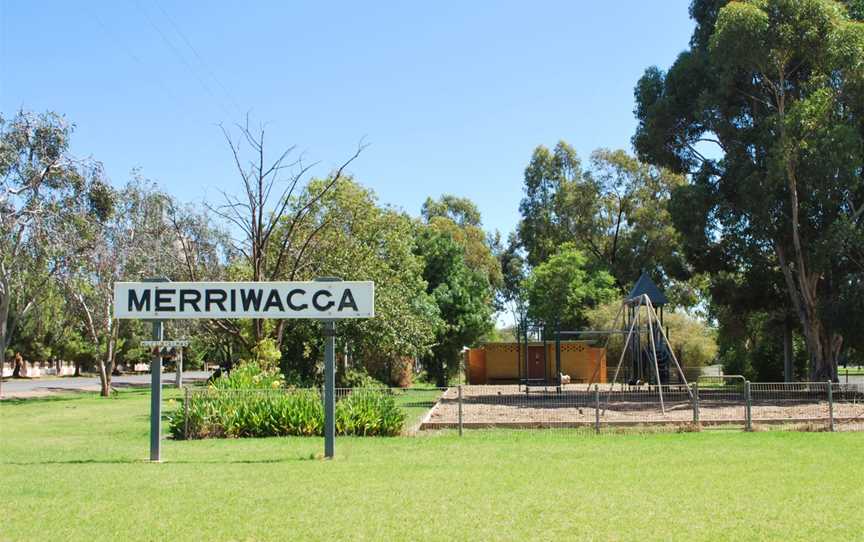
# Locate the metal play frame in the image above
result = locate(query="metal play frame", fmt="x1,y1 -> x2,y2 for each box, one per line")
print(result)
596,293 -> 691,414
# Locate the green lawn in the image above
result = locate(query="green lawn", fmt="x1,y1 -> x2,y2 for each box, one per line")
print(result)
1,390 -> 863,541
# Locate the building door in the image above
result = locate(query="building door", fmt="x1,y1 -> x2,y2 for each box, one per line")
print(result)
527,346 -> 545,381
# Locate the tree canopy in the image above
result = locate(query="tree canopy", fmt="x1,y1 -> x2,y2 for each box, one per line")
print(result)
415,225 -> 494,386
634,0 -> 864,379
517,142 -> 697,306
525,244 -> 617,331
274,178 -> 442,385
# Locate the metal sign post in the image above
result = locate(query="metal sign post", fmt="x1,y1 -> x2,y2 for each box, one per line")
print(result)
315,276 -> 342,459
176,348 -> 184,389
323,320 -> 336,458
143,276 -> 169,463
141,339 -> 189,462
149,320 -> 164,462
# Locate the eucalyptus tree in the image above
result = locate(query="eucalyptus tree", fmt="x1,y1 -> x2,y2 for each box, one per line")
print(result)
517,143 -> 694,304
518,142 -> 583,268
421,194 -> 503,303
164,197 -> 235,373
0,111 -> 104,394
498,232 -> 529,328
421,194 -> 483,228
633,0 -> 864,379
524,244 -> 617,331
56,179 -> 169,396
275,178 -> 441,384
415,227 -> 494,387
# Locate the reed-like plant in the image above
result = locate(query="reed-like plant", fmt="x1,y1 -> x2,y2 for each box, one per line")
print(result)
169,363 -> 404,439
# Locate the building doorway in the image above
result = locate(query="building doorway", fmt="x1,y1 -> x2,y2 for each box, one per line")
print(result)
527,345 -> 546,381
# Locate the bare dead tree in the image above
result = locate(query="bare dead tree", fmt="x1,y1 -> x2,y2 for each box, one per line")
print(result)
207,117 -> 366,346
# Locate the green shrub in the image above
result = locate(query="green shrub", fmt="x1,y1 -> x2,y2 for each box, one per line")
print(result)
336,389 -> 405,436
210,361 -> 285,390
248,338 -> 283,371
338,367 -> 386,389
170,388 -> 404,439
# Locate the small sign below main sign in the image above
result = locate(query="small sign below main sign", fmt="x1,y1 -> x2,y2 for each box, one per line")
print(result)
114,281 -> 374,320
141,340 -> 190,347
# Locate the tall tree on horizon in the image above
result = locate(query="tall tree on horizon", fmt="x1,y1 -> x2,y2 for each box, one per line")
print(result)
0,111 -> 106,395
56,179 -> 169,396
415,226 -> 494,387
516,143 -> 696,305
633,0 -> 864,380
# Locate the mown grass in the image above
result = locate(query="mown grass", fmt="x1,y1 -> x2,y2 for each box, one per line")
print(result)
1,389 -> 862,541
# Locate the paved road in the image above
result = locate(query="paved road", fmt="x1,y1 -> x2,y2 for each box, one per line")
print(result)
840,372 -> 864,385
0,371 -> 212,399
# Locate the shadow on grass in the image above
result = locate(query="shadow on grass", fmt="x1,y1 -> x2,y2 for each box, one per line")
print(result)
400,401 -> 436,408
1,387 -> 174,406
3,456 -> 318,466
0,392 -> 94,406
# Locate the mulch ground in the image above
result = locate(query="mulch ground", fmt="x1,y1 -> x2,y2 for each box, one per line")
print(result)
423,385 -> 864,429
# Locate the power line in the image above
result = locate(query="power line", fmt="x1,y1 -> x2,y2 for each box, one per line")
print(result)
153,0 -> 243,116
131,0 -> 234,119
84,5 -> 190,116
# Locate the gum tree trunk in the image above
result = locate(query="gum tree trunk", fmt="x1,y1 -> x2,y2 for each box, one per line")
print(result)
0,283 -> 8,395
776,245 -> 840,382
783,319 -> 793,383
776,108 -> 841,383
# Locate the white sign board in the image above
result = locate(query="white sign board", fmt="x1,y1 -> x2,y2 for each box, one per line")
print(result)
114,281 -> 374,320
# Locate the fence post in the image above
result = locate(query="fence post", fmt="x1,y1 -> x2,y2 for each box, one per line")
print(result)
745,380 -> 752,432
458,385 -> 463,437
692,382 -> 700,425
594,385 -> 600,435
183,386 -> 190,440
827,381 -> 835,432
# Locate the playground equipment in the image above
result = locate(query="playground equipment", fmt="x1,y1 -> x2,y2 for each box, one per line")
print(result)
515,272 -> 690,413
584,273 -> 684,387
578,273 -> 691,413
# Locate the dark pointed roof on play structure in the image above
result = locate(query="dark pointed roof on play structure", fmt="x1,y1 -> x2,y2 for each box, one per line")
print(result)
628,273 -> 668,306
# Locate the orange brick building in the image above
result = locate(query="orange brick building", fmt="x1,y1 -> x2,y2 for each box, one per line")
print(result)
465,341 -> 606,385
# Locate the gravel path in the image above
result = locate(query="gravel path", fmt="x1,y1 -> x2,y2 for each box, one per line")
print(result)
0,371 -> 211,399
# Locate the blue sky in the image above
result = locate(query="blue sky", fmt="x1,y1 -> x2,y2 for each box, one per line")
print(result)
0,1 -> 694,237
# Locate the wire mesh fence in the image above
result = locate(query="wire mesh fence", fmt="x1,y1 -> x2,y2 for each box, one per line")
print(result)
749,382 -> 829,431
418,381 -> 864,434
175,381 -> 864,438
832,383 -> 864,432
